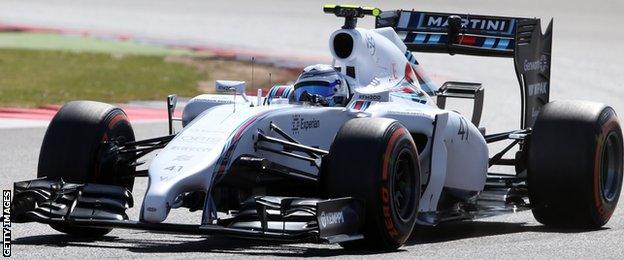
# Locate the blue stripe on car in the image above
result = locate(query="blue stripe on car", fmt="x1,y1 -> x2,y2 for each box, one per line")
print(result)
483,38 -> 496,48
496,39 -> 510,50
427,34 -> 441,44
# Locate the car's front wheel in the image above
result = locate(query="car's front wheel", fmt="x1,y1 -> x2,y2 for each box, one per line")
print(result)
37,101 -> 136,237
325,118 -> 420,250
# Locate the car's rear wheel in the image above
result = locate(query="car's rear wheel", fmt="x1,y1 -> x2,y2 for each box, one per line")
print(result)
325,118 -> 420,250
37,101 -> 136,237
528,100 -> 623,228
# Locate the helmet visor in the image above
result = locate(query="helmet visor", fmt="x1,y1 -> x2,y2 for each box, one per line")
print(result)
293,80 -> 338,101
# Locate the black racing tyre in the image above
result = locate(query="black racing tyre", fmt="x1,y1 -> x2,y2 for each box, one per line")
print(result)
37,100 -> 136,237
326,118 -> 420,250
528,100 -> 623,228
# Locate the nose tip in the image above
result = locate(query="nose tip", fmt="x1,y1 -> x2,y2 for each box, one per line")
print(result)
141,203 -> 169,223
140,193 -> 171,223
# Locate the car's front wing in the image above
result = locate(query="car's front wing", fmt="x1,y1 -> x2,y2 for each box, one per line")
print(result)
11,178 -> 364,244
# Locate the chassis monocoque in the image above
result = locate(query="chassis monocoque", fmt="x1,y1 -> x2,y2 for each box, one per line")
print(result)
11,5 -> 624,250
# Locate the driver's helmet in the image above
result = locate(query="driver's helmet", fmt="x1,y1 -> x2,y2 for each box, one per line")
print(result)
293,64 -> 349,107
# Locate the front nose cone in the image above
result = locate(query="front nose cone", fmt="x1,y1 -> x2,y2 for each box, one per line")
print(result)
140,191 -> 170,223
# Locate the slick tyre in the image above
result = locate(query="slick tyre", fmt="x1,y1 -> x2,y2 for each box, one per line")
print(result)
528,100 -> 623,228
326,118 -> 420,250
37,101 -> 136,237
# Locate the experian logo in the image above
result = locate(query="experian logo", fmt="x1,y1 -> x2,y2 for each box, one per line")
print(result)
319,211 -> 344,228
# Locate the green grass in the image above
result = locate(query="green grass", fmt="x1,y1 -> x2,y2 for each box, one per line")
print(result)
0,32 -> 195,56
0,48 -> 205,107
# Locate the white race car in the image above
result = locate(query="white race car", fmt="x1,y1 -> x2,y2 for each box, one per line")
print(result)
12,5 -> 623,250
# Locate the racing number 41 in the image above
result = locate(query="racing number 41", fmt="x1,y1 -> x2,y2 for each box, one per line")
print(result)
458,117 -> 469,141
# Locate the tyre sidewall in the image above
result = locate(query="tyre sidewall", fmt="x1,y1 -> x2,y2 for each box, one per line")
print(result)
96,110 -> 136,189
589,108 -> 623,225
377,124 -> 420,245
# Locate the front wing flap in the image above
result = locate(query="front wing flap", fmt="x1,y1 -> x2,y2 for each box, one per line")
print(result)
11,178 -> 364,244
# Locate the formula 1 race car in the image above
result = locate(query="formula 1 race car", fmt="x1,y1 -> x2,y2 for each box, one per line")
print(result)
11,5 -> 624,250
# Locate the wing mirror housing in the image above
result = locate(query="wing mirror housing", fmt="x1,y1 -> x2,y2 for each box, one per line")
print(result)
215,80 -> 249,103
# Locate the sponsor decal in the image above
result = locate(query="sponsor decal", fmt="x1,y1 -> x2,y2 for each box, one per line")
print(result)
424,14 -> 511,32
3,190 -> 11,257
291,115 -> 320,134
381,187 -> 399,238
180,135 -> 223,145
527,82 -> 548,96
319,210 -> 344,228
388,110 -> 429,117
207,99 -> 234,104
301,119 -> 320,130
365,33 -> 376,56
215,84 -> 236,93
163,165 -> 183,172
380,128 -> 407,239
170,146 -> 211,152
523,55 -> 549,73
173,155 -> 193,161
188,129 -> 226,133
358,94 -> 382,101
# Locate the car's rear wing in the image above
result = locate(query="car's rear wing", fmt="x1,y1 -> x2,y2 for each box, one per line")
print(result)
376,10 -> 553,128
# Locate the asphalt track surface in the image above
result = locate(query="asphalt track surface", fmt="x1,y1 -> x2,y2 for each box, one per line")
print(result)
2,0 -> 624,259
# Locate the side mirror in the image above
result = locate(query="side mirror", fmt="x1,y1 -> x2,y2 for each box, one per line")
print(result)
216,80 -> 246,94
215,80 -> 249,103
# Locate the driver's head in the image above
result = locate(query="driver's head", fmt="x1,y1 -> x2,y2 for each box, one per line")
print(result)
293,64 -> 349,107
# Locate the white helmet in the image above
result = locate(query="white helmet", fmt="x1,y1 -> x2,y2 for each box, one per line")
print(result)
293,64 -> 350,107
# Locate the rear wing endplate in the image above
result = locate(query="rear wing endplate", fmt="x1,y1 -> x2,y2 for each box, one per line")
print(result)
377,10 -> 553,128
